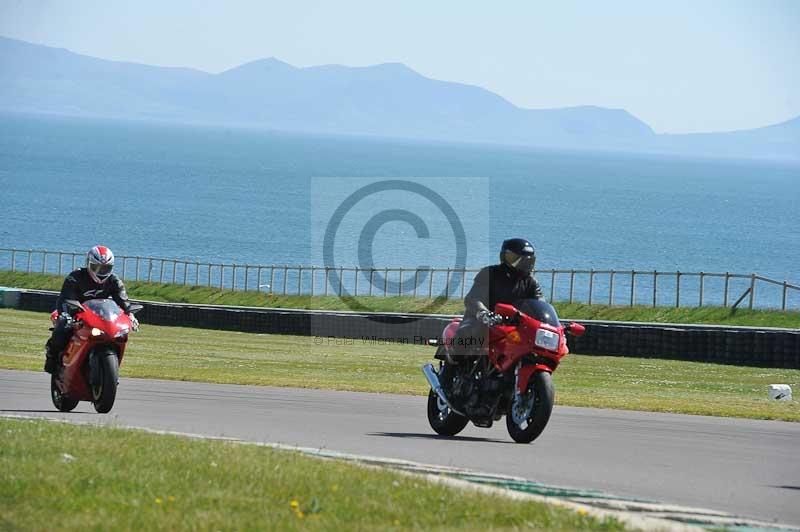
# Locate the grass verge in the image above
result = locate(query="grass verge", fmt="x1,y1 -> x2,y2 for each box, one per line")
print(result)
1,270 -> 798,328
1,308 -> 797,421
0,417 -> 623,531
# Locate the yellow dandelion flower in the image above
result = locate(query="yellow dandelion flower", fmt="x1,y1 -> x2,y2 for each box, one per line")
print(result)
154,498 -> 163,505
577,508 -> 588,516
393,519 -> 400,526
290,500 -> 299,508
167,496 -> 176,502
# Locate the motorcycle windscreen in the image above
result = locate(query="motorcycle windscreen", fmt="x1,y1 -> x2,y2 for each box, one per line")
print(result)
82,299 -> 123,321
513,298 -> 560,327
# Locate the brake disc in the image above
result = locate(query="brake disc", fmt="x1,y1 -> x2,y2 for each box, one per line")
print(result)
510,391 -> 535,426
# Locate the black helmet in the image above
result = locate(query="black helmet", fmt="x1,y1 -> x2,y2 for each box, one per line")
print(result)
500,238 -> 536,275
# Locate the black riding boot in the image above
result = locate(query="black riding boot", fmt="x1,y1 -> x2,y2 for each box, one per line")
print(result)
45,314 -> 73,374
44,342 -> 59,374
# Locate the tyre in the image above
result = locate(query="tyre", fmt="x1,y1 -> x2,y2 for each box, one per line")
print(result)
51,374 -> 79,412
506,371 -> 555,444
427,390 -> 469,436
426,359 -> 469,436
91,353 -> 119,414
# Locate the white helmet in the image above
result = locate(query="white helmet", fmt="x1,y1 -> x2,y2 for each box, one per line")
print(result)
87,245 -> 115,283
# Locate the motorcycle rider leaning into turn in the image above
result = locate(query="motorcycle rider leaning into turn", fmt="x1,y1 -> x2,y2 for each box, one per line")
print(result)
452,238 -> 543,357
44,245 -> 138,374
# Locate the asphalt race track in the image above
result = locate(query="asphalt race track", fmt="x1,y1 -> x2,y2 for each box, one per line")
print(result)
1,369 -> 798,526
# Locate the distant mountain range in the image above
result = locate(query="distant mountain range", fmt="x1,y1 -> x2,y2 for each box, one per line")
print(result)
1,36 -> 798,161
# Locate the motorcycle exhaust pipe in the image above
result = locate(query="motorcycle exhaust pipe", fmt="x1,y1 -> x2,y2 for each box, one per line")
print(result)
422,363 -> 465,416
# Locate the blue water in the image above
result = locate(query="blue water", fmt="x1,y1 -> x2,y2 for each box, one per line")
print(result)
1,112 -> 798,306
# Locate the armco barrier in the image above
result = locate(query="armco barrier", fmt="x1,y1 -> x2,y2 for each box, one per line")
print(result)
14,289 -> 800,369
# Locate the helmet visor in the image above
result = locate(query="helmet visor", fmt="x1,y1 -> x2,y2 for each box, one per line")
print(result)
505,251 -> 535,274
89,262 -> 113,278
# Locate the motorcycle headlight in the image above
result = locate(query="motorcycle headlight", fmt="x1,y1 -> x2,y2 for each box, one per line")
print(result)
534,328 -> 560,351
91,327 -> 104,337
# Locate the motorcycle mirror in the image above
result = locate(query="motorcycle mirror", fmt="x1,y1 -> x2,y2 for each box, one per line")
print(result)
567,322 -> 586,337
64,299 -> 84,312
128,304 -> 144,315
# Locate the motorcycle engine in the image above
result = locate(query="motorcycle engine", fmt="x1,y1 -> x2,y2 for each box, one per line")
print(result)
451,371 -> 505,426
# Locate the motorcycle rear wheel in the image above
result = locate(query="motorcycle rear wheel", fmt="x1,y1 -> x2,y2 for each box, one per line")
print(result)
506,371 -> 554,444
50,374 -> 79,412
92,353 -> 119,414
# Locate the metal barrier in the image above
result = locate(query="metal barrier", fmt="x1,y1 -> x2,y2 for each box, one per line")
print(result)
14,289 -> 800,368
0,247 -> 798,310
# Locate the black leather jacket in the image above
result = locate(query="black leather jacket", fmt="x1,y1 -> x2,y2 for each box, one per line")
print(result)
464,263 -> 543,317
55,268 -> 131,315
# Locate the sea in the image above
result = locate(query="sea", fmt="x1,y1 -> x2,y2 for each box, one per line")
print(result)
1,112 -> 798,307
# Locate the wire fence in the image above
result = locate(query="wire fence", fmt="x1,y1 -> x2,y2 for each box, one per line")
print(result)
1,247 -> 798,311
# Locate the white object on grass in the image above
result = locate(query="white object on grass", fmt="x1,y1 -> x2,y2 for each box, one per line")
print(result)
768,384 -> 792,401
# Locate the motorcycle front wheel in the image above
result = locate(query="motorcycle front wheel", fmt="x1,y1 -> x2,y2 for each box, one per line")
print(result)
91,353 -> 119,414
506,371 -> 554,444
427,389 -> 469,436
426,359 -> 469,437
51,374 -> 79,412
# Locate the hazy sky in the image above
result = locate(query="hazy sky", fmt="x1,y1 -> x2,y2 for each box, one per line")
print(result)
1,0 -> 798,133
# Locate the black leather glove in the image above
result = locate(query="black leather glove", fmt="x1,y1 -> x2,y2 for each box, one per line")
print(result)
58,312 -> 75,329
476,309 -> 503,326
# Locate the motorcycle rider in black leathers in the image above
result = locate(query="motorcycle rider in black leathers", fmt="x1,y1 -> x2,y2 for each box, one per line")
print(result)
452,238 -> 543,356
44,245 -> 137,374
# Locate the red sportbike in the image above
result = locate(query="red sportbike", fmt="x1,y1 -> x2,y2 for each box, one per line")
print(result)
49,298 -> 143,413
423,299 -> 585,443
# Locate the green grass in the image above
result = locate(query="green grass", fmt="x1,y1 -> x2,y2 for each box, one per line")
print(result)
0,418 -> 624,531
1,308 -> 797,421
1,270 -> 798,328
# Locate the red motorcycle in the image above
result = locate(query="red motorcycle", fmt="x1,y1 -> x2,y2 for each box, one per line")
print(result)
423,299 -> 585,443
49,298 -> 143,413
